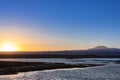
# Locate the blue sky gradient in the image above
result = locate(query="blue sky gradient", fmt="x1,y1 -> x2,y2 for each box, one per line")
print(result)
0,0 -> 120,51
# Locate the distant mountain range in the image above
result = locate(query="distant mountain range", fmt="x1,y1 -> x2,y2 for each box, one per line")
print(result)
0,46 -> 120,58
88,46 -> 120,50
89,46 -> 111,50
63,46 -> 120,57
87,46 -> 120,52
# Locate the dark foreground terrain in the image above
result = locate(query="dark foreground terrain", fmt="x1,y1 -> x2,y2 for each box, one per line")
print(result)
0,61 -> 102,75
0,51 -> 120,58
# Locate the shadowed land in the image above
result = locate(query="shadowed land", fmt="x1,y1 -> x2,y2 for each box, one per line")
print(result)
0,51 -> 120,58
114,60 -> 120,64
0,46 -> 120,58
0,61 -> 103,75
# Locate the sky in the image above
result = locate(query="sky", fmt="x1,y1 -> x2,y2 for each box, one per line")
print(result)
0,0 -> 120,51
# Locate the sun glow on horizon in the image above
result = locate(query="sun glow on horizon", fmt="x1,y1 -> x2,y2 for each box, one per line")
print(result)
0,43 -> 18,52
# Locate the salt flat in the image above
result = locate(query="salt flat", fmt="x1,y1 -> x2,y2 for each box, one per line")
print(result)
0,62 -> 120,80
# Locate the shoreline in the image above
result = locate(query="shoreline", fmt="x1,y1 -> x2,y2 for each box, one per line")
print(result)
0,61 -> 103,75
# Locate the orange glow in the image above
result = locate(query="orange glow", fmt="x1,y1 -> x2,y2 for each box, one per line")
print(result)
0,43 -> 18,52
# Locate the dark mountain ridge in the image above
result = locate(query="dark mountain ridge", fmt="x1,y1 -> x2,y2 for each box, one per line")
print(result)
0,46 -> 120,58
87,46 -> 120,52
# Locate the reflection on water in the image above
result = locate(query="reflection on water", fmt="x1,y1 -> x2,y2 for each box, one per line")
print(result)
0,58 -> 119,64
0,58 -> 120,80
0,63 -> 120,80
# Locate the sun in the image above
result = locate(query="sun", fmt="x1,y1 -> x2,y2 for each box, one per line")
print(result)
0,43 -> 18,52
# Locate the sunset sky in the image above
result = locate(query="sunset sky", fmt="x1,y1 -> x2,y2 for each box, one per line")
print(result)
0,0 -> 120,51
